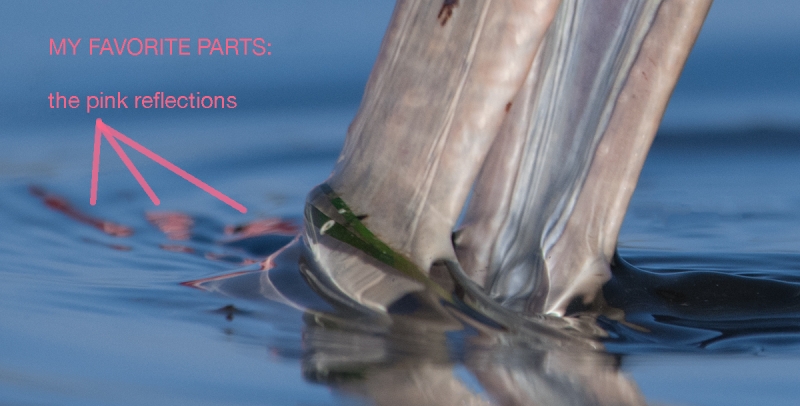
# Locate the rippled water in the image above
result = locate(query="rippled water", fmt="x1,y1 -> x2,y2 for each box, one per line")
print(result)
2,1 -> 800,405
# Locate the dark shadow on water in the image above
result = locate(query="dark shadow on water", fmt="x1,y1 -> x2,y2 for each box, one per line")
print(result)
602,252 -> 800,355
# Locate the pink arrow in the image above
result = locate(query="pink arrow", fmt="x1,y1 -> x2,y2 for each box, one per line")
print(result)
90,118 -> 247,214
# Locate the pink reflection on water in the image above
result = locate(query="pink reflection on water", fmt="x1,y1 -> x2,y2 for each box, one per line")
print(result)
223,218 -> 298,241
146,211 -> 193,240
29,185 -> 134,237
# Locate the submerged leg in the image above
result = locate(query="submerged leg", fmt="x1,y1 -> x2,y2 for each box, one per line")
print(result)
308,0 -> 560,311
306,0 -> 711,315
455,0 -> 712,315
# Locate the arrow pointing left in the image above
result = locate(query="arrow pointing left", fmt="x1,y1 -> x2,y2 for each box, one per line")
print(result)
90,118 -> 247,213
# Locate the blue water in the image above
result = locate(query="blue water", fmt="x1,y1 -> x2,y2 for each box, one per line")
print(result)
1,1 -> 800,405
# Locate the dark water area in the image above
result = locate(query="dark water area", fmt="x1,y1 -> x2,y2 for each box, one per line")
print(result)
2,1 -> 800,405
612,128 -> 800,345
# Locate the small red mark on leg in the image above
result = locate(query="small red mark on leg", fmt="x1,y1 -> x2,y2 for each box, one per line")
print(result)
437,0 -> 459,26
